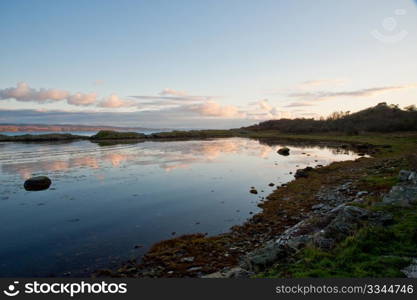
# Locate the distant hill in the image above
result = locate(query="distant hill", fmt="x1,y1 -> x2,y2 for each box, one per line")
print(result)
0,123 -> 167,133
244,103 -> 417,134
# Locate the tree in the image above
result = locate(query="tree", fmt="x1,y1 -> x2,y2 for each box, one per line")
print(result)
404,104 -> 417,112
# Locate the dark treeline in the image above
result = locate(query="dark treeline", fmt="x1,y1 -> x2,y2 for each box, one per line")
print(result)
244,103 -> 417,134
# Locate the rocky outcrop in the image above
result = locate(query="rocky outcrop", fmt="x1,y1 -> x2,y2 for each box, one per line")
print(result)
383,170 -> 417,207
240,204 -> 391,272
24,176 -> 52,191
402,259 -> 417,278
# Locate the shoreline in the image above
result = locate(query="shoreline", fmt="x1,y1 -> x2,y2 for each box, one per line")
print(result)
2,130 -> 416,277
93,132 -> 417,278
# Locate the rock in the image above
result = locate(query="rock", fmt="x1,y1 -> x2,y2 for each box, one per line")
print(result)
383,170 -> 417,207
402,259 -> 417,278
312,204 -> 325,210
277,147 -> 290,156
202,267 -> 253,278
294,167 -> 314,178
180,257 -> 195,263
24,176 -> 52,191
250,188 -> 258,194
318,205 -> 371,243
399,170 -> 416,182
356,191 -> 368,197
243,241 -> 286,272
268,183 -> 275,187
187,266 -> 202,272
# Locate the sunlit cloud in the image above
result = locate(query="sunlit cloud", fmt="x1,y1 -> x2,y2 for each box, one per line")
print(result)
0,82 -> 98,106
188,100 -> 244,118
98,94 -> 136,108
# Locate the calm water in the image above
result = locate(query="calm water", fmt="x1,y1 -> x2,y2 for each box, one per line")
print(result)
0,138 -> 360,277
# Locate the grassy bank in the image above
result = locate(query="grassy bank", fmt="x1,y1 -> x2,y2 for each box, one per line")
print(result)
257,205 -> 417,278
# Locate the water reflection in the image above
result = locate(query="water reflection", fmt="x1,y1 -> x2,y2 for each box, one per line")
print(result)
0,138 -> 361,277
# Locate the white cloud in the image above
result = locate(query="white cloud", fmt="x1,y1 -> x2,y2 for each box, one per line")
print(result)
0,82 -> 69,103
0,82 -> 97,106
98,94 -> 136,108
67,92 -> 98,106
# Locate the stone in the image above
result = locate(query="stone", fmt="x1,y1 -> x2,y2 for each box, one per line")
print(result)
294,167 -> 314,178
24,176 -> 52,191
187,267 -> 202,272
180,257 -> 195,263
402,259 -> 417,278
243,241 -> 286,272
250,188 -> 258,194
312,204 -> 325,210
277,147 -> 290,156
383,171 -> 417,207
202,267 -> 253,278
356,191 -> 368,197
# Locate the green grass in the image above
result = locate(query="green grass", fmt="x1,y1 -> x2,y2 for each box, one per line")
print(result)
257,205 -> 417,278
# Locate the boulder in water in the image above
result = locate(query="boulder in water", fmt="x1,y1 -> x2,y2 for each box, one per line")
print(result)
24,176 -> 52,191
277,147 -> 290,156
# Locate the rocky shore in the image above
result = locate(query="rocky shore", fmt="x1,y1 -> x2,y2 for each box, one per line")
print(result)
93,132 -> 417,278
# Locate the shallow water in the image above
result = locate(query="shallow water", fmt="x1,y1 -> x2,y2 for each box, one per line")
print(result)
0,138 -> 360,277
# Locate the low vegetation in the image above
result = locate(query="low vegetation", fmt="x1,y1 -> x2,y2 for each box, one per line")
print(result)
90,130 -> 146,140
245,103 -> 417,134
0,133 -> 87,142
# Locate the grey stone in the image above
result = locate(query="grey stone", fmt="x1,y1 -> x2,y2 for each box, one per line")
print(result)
402,259 -> 417,278
202,267 -> 253,278
187,267 -> 202,272
356,191 -> 368,197
243,241 -> 286,272
383,172 -> 417,207
180,257 -> 195,263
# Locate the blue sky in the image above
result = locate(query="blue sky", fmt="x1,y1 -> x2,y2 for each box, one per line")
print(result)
1,0 -> 416,128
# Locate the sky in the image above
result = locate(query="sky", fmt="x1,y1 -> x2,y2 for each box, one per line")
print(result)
1,0 -> 416,129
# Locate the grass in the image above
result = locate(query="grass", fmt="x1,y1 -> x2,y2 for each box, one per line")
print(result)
257,205 -> 417,278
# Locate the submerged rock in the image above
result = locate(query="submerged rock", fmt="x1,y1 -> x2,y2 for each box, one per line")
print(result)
277,147 -> 290,156
250,188 -> 258,194
24,176 -> 52,191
